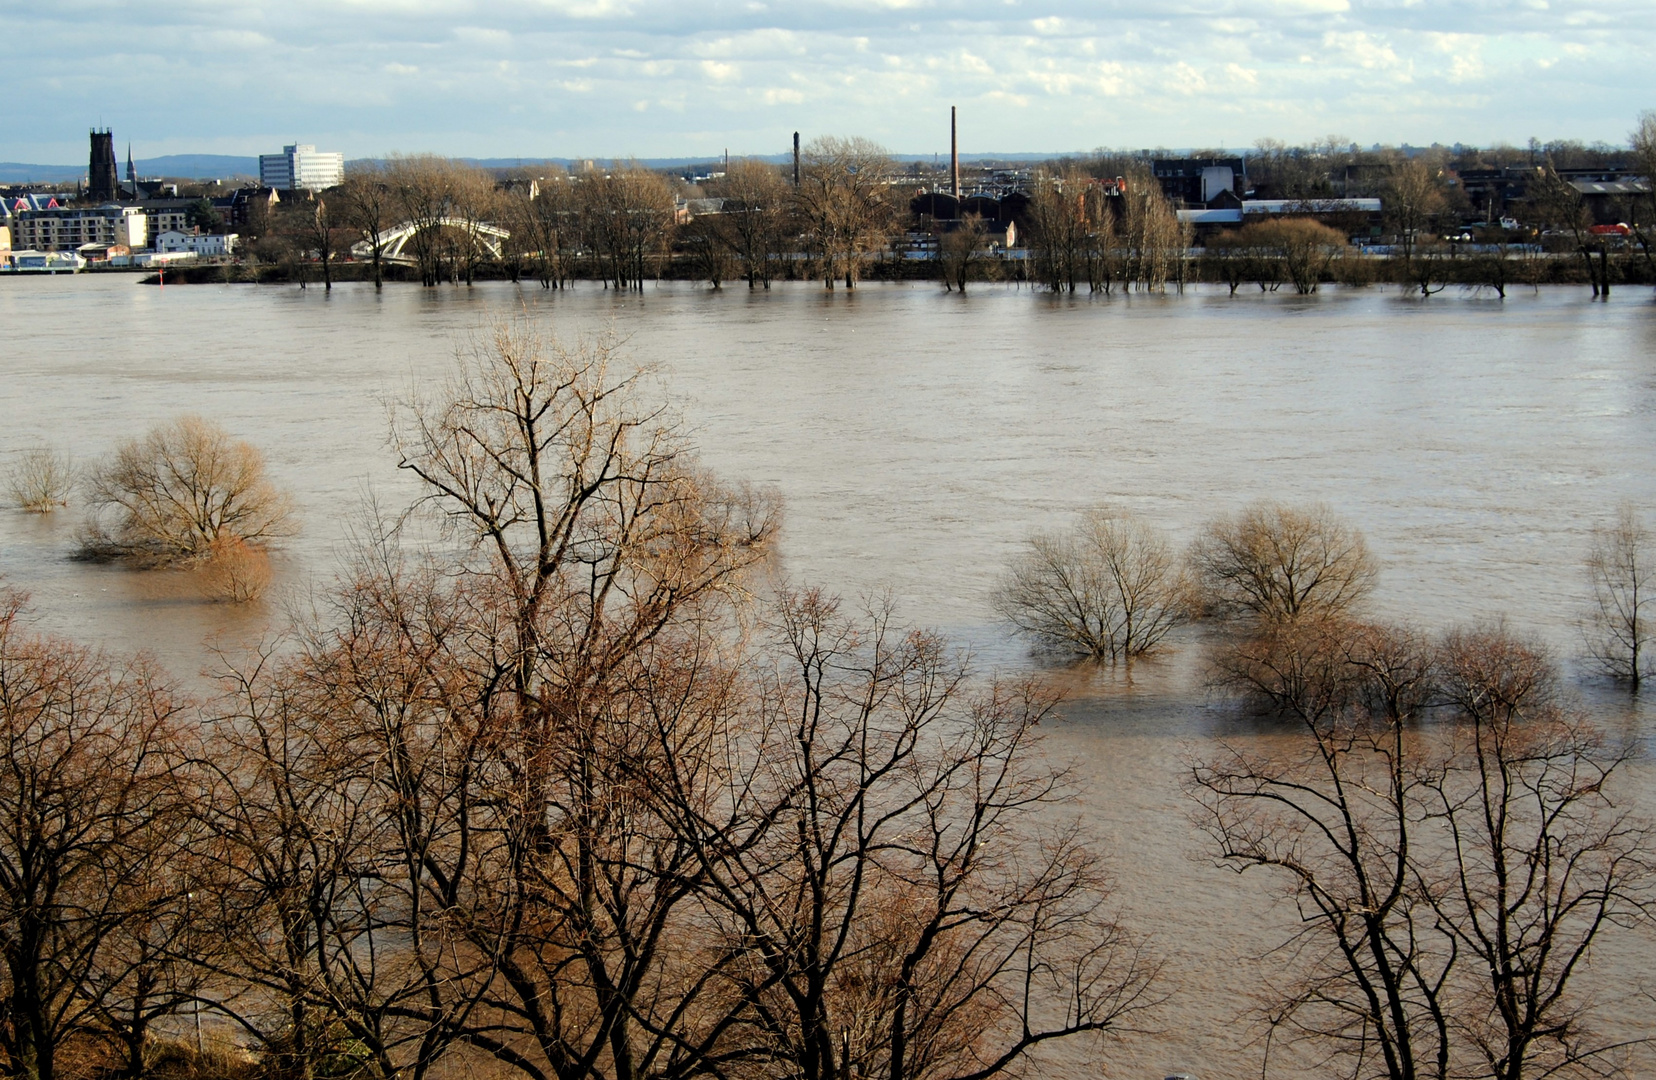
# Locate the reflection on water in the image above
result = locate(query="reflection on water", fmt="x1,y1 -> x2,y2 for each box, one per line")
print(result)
2,276 -> 1654,1077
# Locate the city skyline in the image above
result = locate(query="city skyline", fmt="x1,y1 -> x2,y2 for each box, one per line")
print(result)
4,0 -> 1651,165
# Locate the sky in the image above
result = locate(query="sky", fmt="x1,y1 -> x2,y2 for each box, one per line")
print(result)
4,0 -> 1653,163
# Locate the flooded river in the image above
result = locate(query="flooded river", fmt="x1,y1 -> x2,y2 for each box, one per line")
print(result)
2,275 -> 1654,1077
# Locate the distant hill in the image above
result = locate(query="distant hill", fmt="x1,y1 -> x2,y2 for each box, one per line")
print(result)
0,154 -> 258,184
1,150 -> 1078,186
136,154 -> 259,179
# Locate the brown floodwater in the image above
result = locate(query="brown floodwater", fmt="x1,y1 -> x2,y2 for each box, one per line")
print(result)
2,275 -> 1654,1078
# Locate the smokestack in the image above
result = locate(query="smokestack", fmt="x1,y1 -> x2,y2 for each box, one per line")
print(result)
950,106 -> 960,200
793,132 -> 800,186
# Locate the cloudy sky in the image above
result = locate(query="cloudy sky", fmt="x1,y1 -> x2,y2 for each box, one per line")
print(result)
7,0 -> 1652,163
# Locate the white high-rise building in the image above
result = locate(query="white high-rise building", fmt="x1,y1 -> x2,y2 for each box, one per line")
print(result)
259,144 -> 346,191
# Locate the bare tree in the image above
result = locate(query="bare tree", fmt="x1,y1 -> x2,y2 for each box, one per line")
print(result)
659,590 -> 1163,1080
301,194 -> 351,292
681,208 -> 734,289
1236,219 -> 1348,295
1114,165 -> 1185,292
709,159 -> 791,289
579,164 -> 676,290
1195,617 -> 1656,1080
1191,502 -> 1378,623
794,137 -> 896,289
5,449 -> 73,513
0,590 -> 192,1080
1627,112 -> 1656,281
198,611 -> 477,1080
375,321 -> 781,1080
1025,167 -> 1108,293
338,165 -> 397,289
502,171 -> 579,290
1528,164 -> 1610,298
993,508 -> 1192,661
83,417 -> 296,562
1191,618 -> 1452,1080
1385,159 -> 1448,270
1583,502 -> 1653,689
937,214 -> 987,294
384,155 -> 499,287
1425,629 -> 1656,1080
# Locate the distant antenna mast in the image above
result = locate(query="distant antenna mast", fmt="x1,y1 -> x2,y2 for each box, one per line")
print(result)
793,132 -> 800,186
950,106 -> 960,200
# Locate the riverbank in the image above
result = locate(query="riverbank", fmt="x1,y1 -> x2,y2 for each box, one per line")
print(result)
114,250 -> 1654,291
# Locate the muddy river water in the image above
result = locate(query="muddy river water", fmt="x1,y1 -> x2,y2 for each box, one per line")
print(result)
2,275 -> 1654,1077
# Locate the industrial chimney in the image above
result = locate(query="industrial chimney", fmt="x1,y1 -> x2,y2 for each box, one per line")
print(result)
793,132 -> 801,186
950,106 -> 960,201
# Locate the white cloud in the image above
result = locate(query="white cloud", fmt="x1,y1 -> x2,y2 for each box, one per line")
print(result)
3,0 -> 1652,160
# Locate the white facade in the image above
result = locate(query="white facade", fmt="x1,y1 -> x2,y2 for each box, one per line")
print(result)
129,250 -> 197,266
1,250 -> 87,272
259,143 -> 345,191
1200,166 -> 1236,203
155,230 -> 239,256
11,206 -> 148,251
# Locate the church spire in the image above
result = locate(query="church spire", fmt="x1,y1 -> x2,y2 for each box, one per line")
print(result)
125,143 -> 136,195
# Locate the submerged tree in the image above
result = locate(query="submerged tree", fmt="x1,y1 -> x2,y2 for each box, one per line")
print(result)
1426,629 -> 1656,1080
1190,502 -> 1377,623
83,416 -> 296,562
994,508 -> 1192,661
1583,502 -> 1654,689
1193,618 -> 1656,1080
795,136 -> 896,289
709,158 -> 792,289
5,449 -> 73,514
1191,617 -> 1450,1080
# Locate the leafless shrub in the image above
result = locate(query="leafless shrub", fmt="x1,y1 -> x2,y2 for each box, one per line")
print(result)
1191,501 -> 1377,623
82,416 -> 296,563
7,447 -> 74,512
993,507 -> 1193,661
198,535 -> 273,603
1583,502 -> 1653,689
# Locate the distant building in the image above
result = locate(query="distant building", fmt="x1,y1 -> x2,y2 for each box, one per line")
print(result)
1569,178 -> 1651,225
76,242 -> 131,264
259,144 -> 345,191
88,129 -> 119,202
156,230 -> 238,256
2,250 -> 87,273
1152,158 -> 1246,207
11,205 -> 148,252
210,187 -> 281,230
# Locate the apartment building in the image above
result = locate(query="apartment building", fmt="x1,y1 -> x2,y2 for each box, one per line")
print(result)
10,205 -> 148,252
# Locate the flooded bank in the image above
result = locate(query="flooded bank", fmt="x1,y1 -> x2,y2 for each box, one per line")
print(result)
2,276 -> 1653,1077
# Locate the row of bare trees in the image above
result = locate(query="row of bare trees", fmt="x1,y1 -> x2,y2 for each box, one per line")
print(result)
1023,166 -> 1190,293
994,500 -> 1656,1079
293,139 -> 907,293
997,499 -> 1656,692
1192,617 -> 1656,1080
0,326 -> 1159,1080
